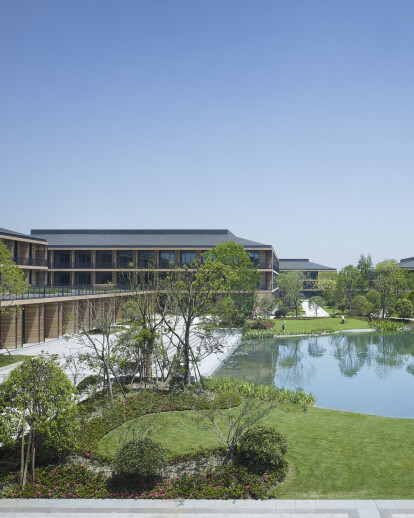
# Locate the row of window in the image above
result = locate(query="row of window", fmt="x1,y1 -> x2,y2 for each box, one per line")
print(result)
52,250 -> 265,269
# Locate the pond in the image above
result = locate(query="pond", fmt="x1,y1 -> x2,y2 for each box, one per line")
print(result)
215,331 -> 414,419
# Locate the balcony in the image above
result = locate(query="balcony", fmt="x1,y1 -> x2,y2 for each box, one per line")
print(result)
14,256 -> 48,267
0,284 -> 135,302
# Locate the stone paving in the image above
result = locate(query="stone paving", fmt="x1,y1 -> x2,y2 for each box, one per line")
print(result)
0,499 -> 413,517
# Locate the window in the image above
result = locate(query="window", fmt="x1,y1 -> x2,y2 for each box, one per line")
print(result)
117,271 -> 133,285
138,250 -> 154,268
159,250 -> 175,268
180,251 -> 196,267
75,251 -> 91,268
96,272 -> 113,284
96,251 -> 113,268
76,272 -> 91,285
54,251 -> 71,268
117,250 -> 134,268
54,272 -> 71,285
248,251 -> 260,267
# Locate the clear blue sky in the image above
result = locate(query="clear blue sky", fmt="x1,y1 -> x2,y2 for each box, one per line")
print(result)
1,0 -> 413,269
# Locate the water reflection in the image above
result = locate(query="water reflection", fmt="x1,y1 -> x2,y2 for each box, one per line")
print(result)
216,331 -> 414,418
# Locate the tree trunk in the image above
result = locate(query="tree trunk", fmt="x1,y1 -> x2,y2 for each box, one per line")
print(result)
184,327 -> 191,386
31,431 -> 35,483
145,347 -> 153,382
22,428 -> 32,489
19,408 -> 26,486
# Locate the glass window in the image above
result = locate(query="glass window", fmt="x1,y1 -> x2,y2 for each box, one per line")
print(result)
117,271 -> 133,285
76,272 -> 91,285
159,250 -> 175,268
180,251 -> 196,267
54,272 -> 71,285
138,250 -> 154,268
248,251 -> 260,267
96,272 -> 113,284
75,251 -> 91,268
96,251 -> 113,268
54,251 -> 71,268
117,250 -> 134,268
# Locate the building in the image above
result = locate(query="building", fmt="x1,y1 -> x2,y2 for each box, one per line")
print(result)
279,258 -> 337,297
1,228 -> 279,349
399,257 -> 414,274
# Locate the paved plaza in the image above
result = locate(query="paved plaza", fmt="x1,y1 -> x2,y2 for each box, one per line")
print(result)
0,499 -> 414,518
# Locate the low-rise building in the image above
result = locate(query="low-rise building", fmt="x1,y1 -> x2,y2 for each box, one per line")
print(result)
278,258 -> 337,297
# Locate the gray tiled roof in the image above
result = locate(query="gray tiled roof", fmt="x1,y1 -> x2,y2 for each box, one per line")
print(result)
0,227 -> 47,242
400,257 -> 414,269
279,259 -> 336,271
30,229 -> 270,248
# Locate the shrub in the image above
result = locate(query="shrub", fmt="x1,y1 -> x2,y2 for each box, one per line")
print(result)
112,438 -> 169,483
76,375 -> 98,393
238,426 -> 288,474
244,319 -> 275,330
395,298 -> 413,319
274,304 -> 288,318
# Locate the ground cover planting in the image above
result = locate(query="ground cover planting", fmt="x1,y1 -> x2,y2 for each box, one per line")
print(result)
244,316 -> 371,339
0,354 -> 33,368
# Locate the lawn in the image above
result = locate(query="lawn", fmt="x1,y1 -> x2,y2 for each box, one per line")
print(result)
98,405 -> 414,499
269,316 -> 370,335
0,354 -> 33,368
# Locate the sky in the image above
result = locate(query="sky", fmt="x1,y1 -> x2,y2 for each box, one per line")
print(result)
1,0 -> 413,269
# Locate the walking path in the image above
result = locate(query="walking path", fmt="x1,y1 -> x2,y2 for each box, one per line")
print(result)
302,301 -> 330,318
0,499 -> 413,517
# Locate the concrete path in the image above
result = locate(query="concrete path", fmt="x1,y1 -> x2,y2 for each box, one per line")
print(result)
0,499 -> 413,517
302,301 -> 330,318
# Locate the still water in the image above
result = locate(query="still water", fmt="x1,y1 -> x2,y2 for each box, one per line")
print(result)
215,331 -> 414,418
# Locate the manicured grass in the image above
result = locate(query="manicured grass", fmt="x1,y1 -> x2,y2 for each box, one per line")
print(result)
0,354 -> 33,368
99,405 -> 414,499
272,316 -> 370,335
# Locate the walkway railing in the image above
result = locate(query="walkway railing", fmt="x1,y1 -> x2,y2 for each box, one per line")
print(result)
0,284 -> 135,302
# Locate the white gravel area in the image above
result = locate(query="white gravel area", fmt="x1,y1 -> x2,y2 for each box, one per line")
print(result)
301,300 -> 330,318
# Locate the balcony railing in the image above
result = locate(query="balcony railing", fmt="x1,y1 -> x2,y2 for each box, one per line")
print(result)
14,256 -> 48,267
0,284 -> 135,302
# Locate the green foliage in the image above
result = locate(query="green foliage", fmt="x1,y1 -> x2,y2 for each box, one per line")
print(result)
257,293 -> 275,316
366,289 -> 381,312
336,265 -> 363,311
112,438 -> 169,482
277,272 -> 304,317
2,463 -> 282,500
369,320 -> 401,332
76,375 -> 98,393
238,426 -> 288,473
204,377 -> 315,406
374,260 -> 410,317
243,319 -> 275,331
350,294 -> 372,316
395,298 -> 413,319
274,302 -> 288,317
357,254 -> 374,289
76,390 -> 242,460
0,240 -> 27,311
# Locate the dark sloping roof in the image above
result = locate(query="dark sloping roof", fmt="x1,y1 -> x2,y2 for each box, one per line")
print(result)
400,257 -> 414,269
30,229 -> 270,248
279,259 -> 336,271
0,227 -> 47,243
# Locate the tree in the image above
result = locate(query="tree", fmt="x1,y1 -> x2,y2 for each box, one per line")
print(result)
0,240 -> 27,315
350,294 -> 372,316
317,271 -> 337,307
336,265 -> 362,311
0,354 -> 77,488
256,293 -> 275,317
373,260 -> 409,318
76,295 -> 126,405
395,298 -> 413,319
366,289 -> 381,314
357,254 -> 374,289
204,242 -> 259,326
308,296 -> 325,317
277,272 -> 304,317
160,242 -> 258,385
